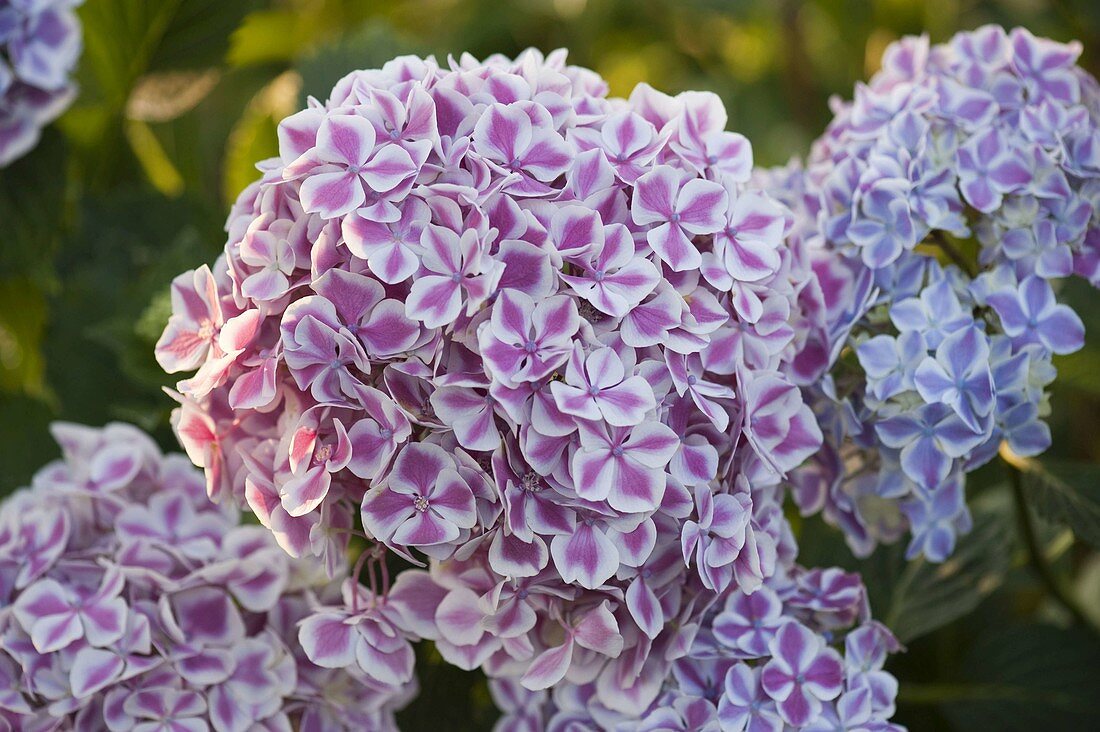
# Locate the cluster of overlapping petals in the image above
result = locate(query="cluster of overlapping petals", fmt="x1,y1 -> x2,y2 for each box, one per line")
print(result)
0,423 -> 415,731
152,48 -> 892,726
455,547 -> 901,730
0,0 -> 82,166
759,26 -> 1100,562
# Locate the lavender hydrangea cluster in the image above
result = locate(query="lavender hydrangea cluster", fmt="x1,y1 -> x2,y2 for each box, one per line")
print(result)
0,0 -> 82,166
761,26 -> 1100,561
0,422 -> 415,730
152,48 -> 899,724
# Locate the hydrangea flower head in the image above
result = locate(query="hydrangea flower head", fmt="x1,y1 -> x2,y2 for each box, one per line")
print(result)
0,423 -> 415,730
153,48 -> 891,721
0,0 -> 83,166
762,26 -> 1100,561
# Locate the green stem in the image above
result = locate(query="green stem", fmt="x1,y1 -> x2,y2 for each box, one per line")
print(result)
1007,462 -> 1092,629
929,230 -> 977,277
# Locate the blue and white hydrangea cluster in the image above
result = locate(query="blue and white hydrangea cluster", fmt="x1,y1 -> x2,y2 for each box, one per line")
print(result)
761,26 -> 1100,562
0,0 -> 82,166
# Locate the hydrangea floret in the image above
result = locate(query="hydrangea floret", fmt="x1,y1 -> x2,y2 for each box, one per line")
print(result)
0,422 -> 415,731
0,0 -> 83,166
761,26 -> 1100,562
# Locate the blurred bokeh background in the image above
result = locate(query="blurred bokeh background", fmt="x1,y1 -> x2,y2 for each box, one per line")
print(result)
2,1 -> 1099,729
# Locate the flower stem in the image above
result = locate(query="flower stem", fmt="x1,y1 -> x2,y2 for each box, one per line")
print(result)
929,230 -> 977,277
1007,461 -> 1092,630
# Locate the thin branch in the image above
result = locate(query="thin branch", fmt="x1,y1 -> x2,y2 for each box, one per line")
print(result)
928,230 -> 977,277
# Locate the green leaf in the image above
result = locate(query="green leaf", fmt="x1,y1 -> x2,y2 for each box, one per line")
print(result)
936,623 -> 1100,731
0,130 -> 69,282
0,131 -> 70,396
0,393 -> 55,495
41,191 -> 220,434
144,0 -> 263,72
879,494 -> 1015,642
1016,459 -> 1100,550
228,2 -> 387,69
222,73 -> 299,202
295,20 -> 422,104
228,9 -> 314,67
794,491 -> 1018,644
66,0 -> 258,188
0,280 -> 50,396
78,0 -> 259,106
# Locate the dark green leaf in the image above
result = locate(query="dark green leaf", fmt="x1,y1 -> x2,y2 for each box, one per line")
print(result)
0,393 -> 56,492
880,494 -> 1015,642
1017,459 -> 1100,550
41,191 -> 218,437
0,130 -> 69,282
295,21 -> 422,104
936,623 -> 1100,731
797,492 -> 1018,644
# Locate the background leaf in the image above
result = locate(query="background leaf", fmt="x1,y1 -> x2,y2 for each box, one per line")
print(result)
936,623 -> 1100,731
1017,459 -> 1100,550
799,492 -> 1017,644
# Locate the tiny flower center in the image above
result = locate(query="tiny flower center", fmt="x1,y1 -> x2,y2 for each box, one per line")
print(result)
577,301 -> 606,324
380,427 -> 394,439
523,339 -> 538,353
521,471 -> 543,492
315,444 -> 333,463
450,272 -> 462,283
611,445 -> 625,458
413,495 -> 430,512
670,212 -> 681,224
687,374 -> 698,386
197,319 -> 216,341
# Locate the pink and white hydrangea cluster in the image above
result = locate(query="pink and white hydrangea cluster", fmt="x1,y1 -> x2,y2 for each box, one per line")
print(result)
760,26 -> 1100,562
0,422 -> 415,731
152,48 -> 891,726
0,0 -> 83,166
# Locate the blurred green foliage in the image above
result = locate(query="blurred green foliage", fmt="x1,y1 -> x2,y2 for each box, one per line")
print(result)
1,1 -> 1099,729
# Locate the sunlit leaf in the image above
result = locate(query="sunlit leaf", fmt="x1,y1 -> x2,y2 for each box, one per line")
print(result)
127,70 -> 222,123
124,120 -> 185,197
0,281 -> 49,396
222,72 -> 301,202
229,2 -> 386,68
